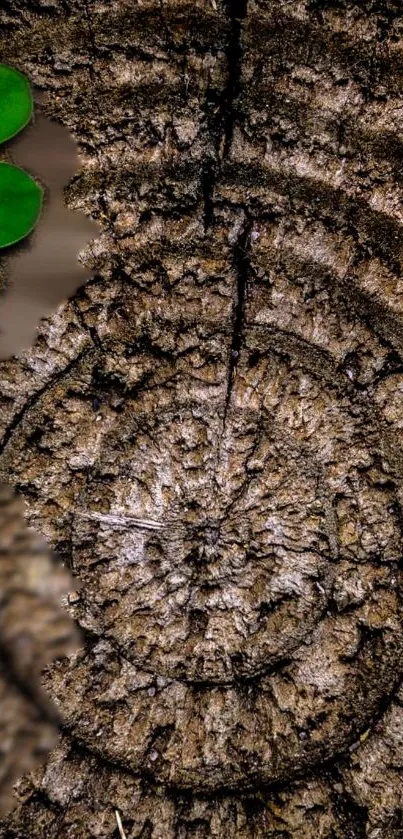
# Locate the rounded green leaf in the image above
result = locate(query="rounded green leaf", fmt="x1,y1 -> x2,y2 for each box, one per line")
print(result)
0,64 -> 33,144
0,162 -> 43,248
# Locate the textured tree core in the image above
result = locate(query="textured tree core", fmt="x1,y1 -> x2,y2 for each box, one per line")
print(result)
0,0 -> 403,837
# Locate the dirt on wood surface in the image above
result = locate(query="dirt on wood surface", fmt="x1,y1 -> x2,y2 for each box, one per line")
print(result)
0,0 -> 403,836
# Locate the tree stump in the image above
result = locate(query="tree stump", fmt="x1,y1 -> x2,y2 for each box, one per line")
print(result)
0,1 -> 402,836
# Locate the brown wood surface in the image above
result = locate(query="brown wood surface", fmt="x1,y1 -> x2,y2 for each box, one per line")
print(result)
0,1 -> 403,835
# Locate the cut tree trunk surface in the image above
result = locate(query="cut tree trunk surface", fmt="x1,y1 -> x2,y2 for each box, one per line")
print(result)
0,0 -> 403,836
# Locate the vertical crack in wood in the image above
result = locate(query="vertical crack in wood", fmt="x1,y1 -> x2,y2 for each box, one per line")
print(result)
222,0 -> 248,158
224,217 -> 251,421
202,0 -> 248,230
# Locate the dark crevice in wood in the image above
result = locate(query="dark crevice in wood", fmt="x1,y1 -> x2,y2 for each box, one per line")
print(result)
201,159 -> 216,232
328,766 -> 368,839
0,348 -> 92,456
222,0 -> 248,158
224,218 -> 251,419
201,1 -> 247,229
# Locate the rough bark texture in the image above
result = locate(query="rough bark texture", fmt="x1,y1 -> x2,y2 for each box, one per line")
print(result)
0,0 -> 403,836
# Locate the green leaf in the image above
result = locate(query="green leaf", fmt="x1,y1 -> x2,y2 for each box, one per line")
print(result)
0,162 -> 43,248
0,64 -> 33,144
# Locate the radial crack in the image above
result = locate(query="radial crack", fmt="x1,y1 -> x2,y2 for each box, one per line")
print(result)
201,0 -> 248,228
222,0 -> 248,157
224,219 -> 251,419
